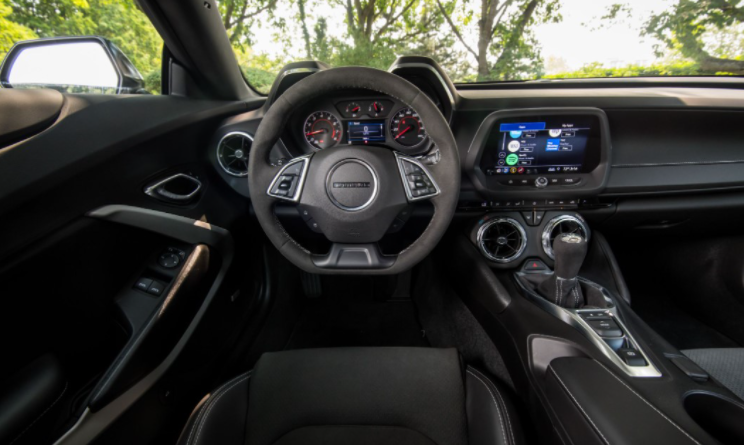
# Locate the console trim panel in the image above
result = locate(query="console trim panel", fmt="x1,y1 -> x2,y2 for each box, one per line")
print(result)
515,272 -> 662,378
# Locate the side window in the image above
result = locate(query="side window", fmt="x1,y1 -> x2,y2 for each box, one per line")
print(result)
0,0 -> 162,94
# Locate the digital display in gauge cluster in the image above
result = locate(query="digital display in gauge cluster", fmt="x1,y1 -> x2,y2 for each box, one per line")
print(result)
347,120 -> 385,143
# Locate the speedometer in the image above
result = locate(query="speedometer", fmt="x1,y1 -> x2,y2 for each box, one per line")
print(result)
390,108 -> 427,147
304,111 -> 342,150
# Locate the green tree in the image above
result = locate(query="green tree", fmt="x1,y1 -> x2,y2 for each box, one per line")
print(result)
0,0 -> 36,59
643,0 -> 744,74
437,0 -> 560,80
220,0 -> 278,44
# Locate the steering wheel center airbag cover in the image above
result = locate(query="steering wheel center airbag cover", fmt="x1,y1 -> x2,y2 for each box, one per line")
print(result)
326,159 -> 378,211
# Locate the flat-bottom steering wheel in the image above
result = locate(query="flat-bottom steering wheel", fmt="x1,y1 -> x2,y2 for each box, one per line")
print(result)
248,67 -> 460,274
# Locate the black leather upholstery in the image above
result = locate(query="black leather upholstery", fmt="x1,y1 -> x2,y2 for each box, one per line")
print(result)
177,347 -> 524,445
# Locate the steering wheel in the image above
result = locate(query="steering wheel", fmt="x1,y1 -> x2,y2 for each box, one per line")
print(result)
248,67 -> 460,274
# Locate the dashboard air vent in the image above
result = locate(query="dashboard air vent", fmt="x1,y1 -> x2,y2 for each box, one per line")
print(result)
477,218 -> 527,263
217,132 -> 252,177
542,215 -> 590,259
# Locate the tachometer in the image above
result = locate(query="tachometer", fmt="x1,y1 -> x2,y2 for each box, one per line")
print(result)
390,108 -> 427,147
304,111 -> 342,150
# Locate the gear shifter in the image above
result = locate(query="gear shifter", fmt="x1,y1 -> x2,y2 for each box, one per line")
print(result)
538,233 -> 588,308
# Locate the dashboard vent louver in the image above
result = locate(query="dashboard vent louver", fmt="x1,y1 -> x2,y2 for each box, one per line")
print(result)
542,215 -> 590,259
477,218 -> 527,263
217,132 -> 252,177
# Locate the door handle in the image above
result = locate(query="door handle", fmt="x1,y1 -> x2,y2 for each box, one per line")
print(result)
145,173 -> 202,203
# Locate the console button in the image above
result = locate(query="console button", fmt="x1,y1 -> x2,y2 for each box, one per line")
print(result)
147,280 -> 166,296
535,177 -> 548,188
580,311 -> 611,321
618,348 -> 647,367
523,259 -> 548,271
134,277 -> 152,292
534,211 -> 545,224
521,211 -> 535,225
587,319 -> 623,337
562,177 -> 581,185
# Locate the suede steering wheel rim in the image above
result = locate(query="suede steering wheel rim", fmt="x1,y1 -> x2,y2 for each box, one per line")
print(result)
248,67 -> 460,274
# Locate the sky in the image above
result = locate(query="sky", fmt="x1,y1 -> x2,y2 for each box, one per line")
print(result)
246,0 -> 674,75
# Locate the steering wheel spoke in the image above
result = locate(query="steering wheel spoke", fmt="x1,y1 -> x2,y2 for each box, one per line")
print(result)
267,154 -> 312,202
312,243 -> 396,269
394,152 -> 441,201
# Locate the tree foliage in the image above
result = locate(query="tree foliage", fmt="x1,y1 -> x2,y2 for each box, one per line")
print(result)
2,0 -> 744,96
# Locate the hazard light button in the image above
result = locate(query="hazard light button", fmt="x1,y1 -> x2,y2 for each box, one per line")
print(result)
523,259 -> 549,272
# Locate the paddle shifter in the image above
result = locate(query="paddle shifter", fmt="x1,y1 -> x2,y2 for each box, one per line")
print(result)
538,234 -> 588,308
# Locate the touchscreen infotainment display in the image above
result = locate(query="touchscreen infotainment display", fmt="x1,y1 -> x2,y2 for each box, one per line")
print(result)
480,116 -> 599,175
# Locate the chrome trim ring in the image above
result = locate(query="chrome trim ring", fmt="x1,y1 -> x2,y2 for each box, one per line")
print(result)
325,159 -> 379,212
477,217 -> 527,263
542,214 -> 590,259
216,131 -> 253,177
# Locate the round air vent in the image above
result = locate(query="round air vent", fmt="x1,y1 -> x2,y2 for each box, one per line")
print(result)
217,132 -> 252,177
477,218 -> 527,263
542,214 -> 590,259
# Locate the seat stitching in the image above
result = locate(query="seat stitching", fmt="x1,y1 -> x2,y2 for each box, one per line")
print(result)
466,369 -> 508,445
548,367 -> 611,445
594,361 -> 702,445
9,382 -> 68,445
187,372 -> 251,445
193,374 -> 251,445
469,368 -> 516,445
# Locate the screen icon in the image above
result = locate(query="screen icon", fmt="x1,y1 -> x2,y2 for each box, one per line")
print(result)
509,130 -> 522,138
507,141 -> 521,152
517,167 -> 525,174
546,139 -> 560,151
509,167 -> 517,174
506,153 -> 519,165
549,129 -> 562,137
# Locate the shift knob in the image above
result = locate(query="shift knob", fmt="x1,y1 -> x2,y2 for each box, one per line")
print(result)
537,233 -> 588,307
553,233 -> 588,280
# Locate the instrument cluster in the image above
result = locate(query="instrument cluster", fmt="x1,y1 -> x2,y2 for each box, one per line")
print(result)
289,93 -> 431,155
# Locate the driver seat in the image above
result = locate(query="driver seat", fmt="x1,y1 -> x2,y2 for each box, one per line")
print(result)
177,347 -> 525,445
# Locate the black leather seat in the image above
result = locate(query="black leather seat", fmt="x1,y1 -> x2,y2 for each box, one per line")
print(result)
177,347 -> 525,445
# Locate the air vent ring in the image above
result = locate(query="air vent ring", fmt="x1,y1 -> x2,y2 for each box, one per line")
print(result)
542,214 -> 590,259
477,218 -> 527,263
217,131 -> 252,177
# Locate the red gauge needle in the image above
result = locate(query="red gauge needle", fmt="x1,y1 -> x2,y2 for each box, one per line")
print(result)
306,129 -> 326,136
395,126 -> 412,139
352,106 -> 360,112
373,103 -> 379,112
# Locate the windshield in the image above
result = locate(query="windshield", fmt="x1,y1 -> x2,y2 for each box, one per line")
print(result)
223,0 -> 744,93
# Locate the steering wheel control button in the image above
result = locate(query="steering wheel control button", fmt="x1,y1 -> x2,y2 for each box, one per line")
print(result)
147,280 -> 166,296
297,206 -> 313,221
134,277 -> 153,292
618,348 -> 647,367
166,247 -> 187,259
395,153 -> 440,201
159,252 -> 181,269
268,156 -> 310,202
587,318 -> 623,338
535,177 -> 549,188
306,219 -> 322,233
326,159 -> 379,212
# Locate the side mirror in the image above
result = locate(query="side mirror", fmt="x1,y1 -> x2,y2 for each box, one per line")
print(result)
0,36 -> 149,94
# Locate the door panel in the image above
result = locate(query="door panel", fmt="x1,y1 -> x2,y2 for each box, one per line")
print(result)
0,90 -> 263,443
